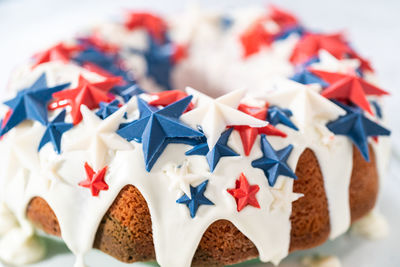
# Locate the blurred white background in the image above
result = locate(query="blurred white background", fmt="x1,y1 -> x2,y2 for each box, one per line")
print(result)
0,0 -> 399,266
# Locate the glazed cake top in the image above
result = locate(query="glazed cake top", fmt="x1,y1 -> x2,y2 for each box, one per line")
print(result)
0,5 -> 391,267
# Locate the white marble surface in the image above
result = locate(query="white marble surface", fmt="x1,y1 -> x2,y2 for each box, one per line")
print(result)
0,0 -> 399,266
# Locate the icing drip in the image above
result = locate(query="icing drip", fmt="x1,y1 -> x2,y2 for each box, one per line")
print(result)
0,204 -> 45,266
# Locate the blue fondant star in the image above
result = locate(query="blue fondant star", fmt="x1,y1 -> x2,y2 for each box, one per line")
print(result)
275,25 -> 305,41
185,128 -> 239,172
1,73 -> 70,136
355,67 -> 364,78
38,110 -> 73,154
220,16 -> 234,30
370,100 -> 382,119
130,36 -> 175,90
74,47 -> 116,68
117,96 -> 203,171
290,69 -> 328,87
251,135 -> 297,187
300,56 -> 320,68
73,47 -> 131,81
176,180 -> 214,218
96,100 -> 122,120
120,84 -> 145,102
267,106 -> 299,131
327,101 -> 390,161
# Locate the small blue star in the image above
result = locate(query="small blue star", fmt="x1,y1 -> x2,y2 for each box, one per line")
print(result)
130,36 -> 175,90
117,96 -> 203,171
176,180 -> 214,218
186,128 -> 239,172
327,101 -> 390,161
38,110 -> 73,154
251,135 -> 297,187
290,69 -> 328,87
267,106 -> 299,131
370,100 -> 382,119
96,100 -> 122,120
1,73 -> 70,136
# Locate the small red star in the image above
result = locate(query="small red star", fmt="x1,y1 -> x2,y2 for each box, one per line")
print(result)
227,173 -> 260,212
240,20 -> 274,58
79,162 -> 109,197
234,104 -> 286,156
124,12 -> 168,44
311,69 -> 389,114
32,42 -> 81,68
269,5 -> 298,28
149,90 -> 194,111
290,33 -> 352,65
80,33 -> 120,54
52,75 -> 119,124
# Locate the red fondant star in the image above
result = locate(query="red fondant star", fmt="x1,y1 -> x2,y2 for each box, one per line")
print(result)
227,173 -> 260,212
32,42 -> 81,68
311,69 -> 389,114
0,109 -> 12,139
1,109 -> 12,129
79,163 -> 109,197
149,90 -> 194,111
348,50 -> 374,73
52,75 -> 119,124
124,12 -> 168,44
240,20 -> 274,58
290,33 -> 352,65
234,104 -> 286,156
269,5 -> 298,28
171,44 -> 188,64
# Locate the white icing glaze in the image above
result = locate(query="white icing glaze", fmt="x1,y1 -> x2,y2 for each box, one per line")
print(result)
351,209 -> 389,240
0,6 -> 391,267
302,255 -> 342,267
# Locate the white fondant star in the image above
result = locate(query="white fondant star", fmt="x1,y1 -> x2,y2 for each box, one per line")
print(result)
269,179 -> 303,212
181,87 -> 268,149
311,50 -> 360,74
163,160 -> 204,196
263,80 -> 346,130
65,105 -> 131,169
0,122 -> 42,176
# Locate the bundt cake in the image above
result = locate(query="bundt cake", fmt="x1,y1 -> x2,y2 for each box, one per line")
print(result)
0,5 -> 391,267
